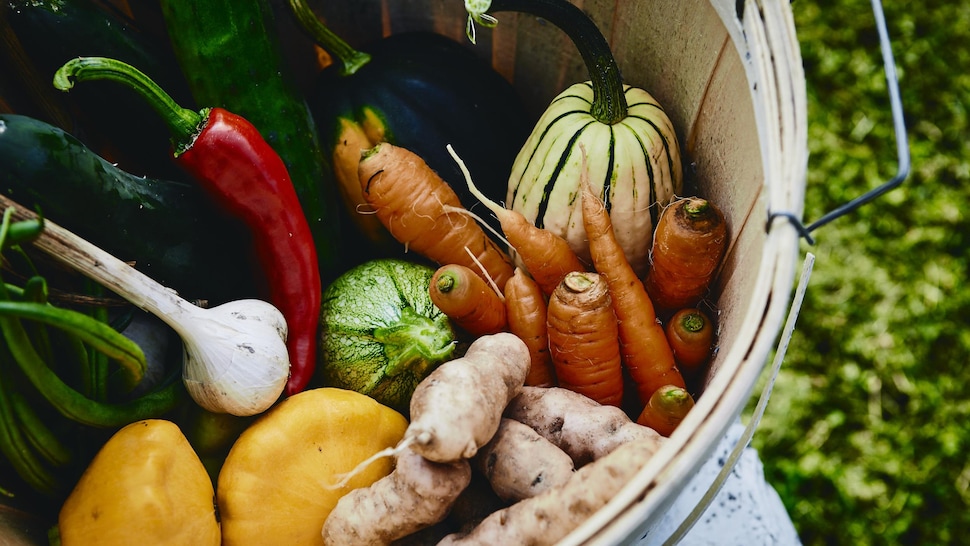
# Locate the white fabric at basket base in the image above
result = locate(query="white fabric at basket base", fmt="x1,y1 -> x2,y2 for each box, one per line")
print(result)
637,421 -> 803,546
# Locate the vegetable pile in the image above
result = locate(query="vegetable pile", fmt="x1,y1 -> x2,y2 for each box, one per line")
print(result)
0,0 -> 734,543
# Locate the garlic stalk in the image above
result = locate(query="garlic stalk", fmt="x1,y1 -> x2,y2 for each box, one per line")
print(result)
0,195 -> 289,416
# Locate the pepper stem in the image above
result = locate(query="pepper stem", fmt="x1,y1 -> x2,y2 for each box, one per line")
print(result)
475,0 -> 628,124
287,0 -> 371,76
52,56 -> 204,152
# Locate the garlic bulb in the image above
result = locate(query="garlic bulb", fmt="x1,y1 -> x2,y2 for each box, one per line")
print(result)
0,194 -> 290,416
181,299 -> 289,416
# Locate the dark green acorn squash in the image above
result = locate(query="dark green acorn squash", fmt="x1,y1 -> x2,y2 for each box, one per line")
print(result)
288,0 -> 532,264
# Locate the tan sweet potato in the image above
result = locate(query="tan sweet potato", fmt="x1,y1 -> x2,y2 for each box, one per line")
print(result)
505,386 -> 664,466
437,438 -> 659,545
446,472 -> 509,536
473,418 -> 575,503
321,446 -> 471,546
405,333 -> 530,463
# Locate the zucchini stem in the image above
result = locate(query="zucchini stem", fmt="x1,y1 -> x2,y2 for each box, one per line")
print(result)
476,0 -> 628,124
287,0 -> 371,76
373,308 -> 457,379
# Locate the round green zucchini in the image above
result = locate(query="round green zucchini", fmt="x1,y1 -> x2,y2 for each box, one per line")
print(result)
318,259 -> 457,416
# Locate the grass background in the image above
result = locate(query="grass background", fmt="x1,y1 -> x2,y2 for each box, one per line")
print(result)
746,1 -> 970,544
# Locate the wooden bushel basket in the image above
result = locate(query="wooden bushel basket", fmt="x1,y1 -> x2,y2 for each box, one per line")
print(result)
314,0 -> 808,543
0,0 -> 808,543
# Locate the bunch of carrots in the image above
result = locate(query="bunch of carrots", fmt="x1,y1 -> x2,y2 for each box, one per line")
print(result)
355,141 -> 728,435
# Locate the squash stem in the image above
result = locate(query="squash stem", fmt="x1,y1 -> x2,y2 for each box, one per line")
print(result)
287,0 -> 372,76
484,0 -> 627,124
52,56 -> 204,154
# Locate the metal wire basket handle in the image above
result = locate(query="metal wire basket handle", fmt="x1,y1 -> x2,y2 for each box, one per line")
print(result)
769,0 -> 911,245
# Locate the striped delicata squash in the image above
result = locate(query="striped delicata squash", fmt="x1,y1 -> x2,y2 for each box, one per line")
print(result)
468,0 -> 683,277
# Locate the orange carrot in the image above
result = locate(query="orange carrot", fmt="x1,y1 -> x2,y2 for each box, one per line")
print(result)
503,267 -> 555,387
449,145 -> 586,296
643,196 -> 728,314
636,385 -> 695,436
665,307 -> 715,378
358,142 -> 515,290
429,263 -> 507,337
546,271 -> 623,407
579,164 -> 685,407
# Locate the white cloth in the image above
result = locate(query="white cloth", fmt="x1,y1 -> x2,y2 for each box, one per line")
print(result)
637,421 -> 803,546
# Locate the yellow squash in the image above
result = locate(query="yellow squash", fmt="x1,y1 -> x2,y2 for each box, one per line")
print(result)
58,419 -> 220,545
217,387 -> 408,545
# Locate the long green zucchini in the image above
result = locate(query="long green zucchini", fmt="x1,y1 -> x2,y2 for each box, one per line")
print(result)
158,0 -> 340,281
0,113 -> 258,304
0,0 -> 194,180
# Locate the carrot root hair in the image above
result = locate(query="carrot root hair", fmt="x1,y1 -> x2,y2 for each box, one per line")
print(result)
448,144 -> 585,296
359,142 -> 515,290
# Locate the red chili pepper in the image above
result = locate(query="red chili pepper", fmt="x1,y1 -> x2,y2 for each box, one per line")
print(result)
53,56 -> 321,396
178,108 -> 321,395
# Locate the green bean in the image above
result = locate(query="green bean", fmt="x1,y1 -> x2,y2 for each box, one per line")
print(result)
20,276 -> 55,366
0,301 -> 145,389
8,386 -> 73,468
90,283 -> 110,401
0,313 -> 184,428
0,359 -> 59,496
0,208 -> 43,250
